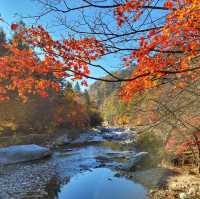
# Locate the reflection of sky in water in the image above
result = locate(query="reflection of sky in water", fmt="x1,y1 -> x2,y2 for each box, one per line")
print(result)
58,168 -> 147,199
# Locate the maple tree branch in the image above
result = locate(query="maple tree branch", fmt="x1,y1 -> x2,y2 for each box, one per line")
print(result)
40,44 -> 200,83
37,0 -> 174,14
60,23 -> 162,38
80,0 -> 175,11
61,65 -> 200,83
106,45 -> 185,54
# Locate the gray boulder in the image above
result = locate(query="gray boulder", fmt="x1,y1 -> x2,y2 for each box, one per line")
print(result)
0,192 -> 12,199
54,135 -> 71,146
122,152 -> 148,170
71,133 -> 104,145
0,144 -> 51,165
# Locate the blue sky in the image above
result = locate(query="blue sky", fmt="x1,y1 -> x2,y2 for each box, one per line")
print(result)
0,1 -> 36,36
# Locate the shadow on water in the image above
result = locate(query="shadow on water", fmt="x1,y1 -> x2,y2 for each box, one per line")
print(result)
44,168 -> 148,199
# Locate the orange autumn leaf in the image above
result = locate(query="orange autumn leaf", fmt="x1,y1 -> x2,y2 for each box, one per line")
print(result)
164,1 -> 174,9
11,23 -> 19,31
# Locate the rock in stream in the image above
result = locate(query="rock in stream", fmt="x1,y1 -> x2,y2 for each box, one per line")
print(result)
0,144 -> 51,165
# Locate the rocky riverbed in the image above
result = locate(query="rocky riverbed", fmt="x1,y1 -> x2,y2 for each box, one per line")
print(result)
0,127 -> 140,199
0,159 -> 56,199
0,127 -> 199,199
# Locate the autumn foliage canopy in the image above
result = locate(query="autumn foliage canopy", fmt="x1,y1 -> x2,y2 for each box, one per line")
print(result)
119,0 -> 200,100
0,0 -> 200,102
0,25 -> 104,101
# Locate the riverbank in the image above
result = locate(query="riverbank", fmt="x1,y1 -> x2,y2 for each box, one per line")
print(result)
150,171 -> 200,199
0,158 -> 56,199
0,127 -> 86,148
135,132 -> 200,198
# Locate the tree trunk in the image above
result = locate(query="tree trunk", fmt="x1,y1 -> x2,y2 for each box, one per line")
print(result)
193,133 -> 200,174
197,145 -> 200,174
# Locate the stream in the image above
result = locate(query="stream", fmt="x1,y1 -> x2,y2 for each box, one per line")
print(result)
0,128 -> 153,199
44,128 -> 148,199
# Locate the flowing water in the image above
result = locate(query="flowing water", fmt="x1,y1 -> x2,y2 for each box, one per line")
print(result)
42,128 -> 148,199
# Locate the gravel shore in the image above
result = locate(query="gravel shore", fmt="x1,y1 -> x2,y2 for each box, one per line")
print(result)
149,173 -> 200,199
0,158 -> 56,199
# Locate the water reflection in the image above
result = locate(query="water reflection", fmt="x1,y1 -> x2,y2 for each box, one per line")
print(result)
47,168 -> 147,199
45,177 -> 61,199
